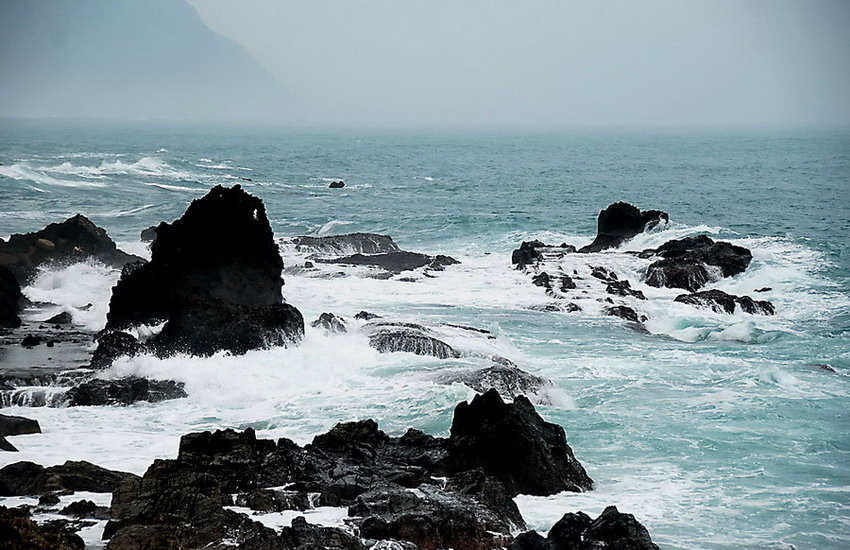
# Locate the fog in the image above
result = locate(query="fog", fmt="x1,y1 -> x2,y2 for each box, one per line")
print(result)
2,0 -> 849,128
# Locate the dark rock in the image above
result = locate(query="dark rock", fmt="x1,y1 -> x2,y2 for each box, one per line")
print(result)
304,260 -> 314,268
311,312 -> 347,333
44,312 -> 73,325
606,280 -> 646,300
0,214 -> 142,284
355,310 -> 382,320
0,434 -> 17,452
579,202 -> 668,253
0,505 -> 84,550
0,460 -> 137,496
329,180 -> 346,188
60,499 -> 110,520
446,389 -> 593,496
445,468 -> 526,531
235,488 -> 310,512
21,335 -> 43,347
511,240 -> 546,269
559,274 -> 576,291
65,377 -> 187,406
106,186 -> 301,358
531,272 -> 552,289
322,251 -> 433,272
353,484 -> 513,550
429,254 -> 461,271
645,235 -> 753,292
292,233 -> 401,255
89,331 -> 139,369
590,265 -> 618,282
510,506 -> 659,550
0,265 -> 23,328
366,323 -> 459,359
0,413 -> 42,436
39,493 -> 62,506
528,303 -> 564,312
281,516 -> 365,550
437,365 -> 553,402
674,289 -> 775,315
148,301 -> 304,356
755,286 -> 772,293
139,225 -> 158,243
564,302 -> 582,312
605,305 -> 641,323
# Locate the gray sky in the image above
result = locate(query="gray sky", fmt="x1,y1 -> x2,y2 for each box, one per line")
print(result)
188,0 -> 850,128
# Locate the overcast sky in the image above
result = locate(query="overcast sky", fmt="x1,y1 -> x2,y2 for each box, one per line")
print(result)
186,0 -> 850,128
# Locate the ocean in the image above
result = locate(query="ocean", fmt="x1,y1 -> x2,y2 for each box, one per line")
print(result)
1,120 -> 849,549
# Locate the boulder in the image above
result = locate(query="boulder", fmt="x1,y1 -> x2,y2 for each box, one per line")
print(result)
311,312 -> 347,333
511,241 -> 545,269
532,272 -> 552,289
605,305 -> 643,323
0,413 -> 41,436
65,377 -> 187,406
579,202 -> 668,253
0,435 -> 17,452
355,310 -> 382,320
0,214 -> 142,284
292,233 -> 400,255
59,499 -> 110,520
281,516 -> 365,549
606,280 -> 646,300
105,185 -> 302,358
0,265 -> 23,328
139,225 -> 158,243
446,389 -> 593,496
645,235 -> 752,292
674,289 -> 775,315
366,323 -> 459,359
329,180 -> 346,188
437,364 -> 553,402
428,254 -> 461,271
44,311 -> 73,325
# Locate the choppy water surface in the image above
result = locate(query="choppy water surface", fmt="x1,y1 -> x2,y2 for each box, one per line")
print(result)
1,121 -> 849,549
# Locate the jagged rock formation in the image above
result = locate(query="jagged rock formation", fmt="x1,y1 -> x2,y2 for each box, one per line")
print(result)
64,377 -> 187,406
644,235 -> 752,292
509,506 -> 660,550
104,185 -> 303,357
0,265 -> 23,328
291,233 -> 401,255
364,322 -> 460,359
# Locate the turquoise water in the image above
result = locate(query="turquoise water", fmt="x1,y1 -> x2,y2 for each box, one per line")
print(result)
1,120 -> 849,548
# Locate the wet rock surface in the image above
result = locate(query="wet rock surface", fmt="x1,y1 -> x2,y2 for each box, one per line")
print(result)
674,289 -> 775,315
311,312 -> 348,333
578,202 -> 668,253
105,185 -> 304,357
0,460 -> 139,496
644,235 -> 752,292
291,233 -> 401,255
0,413 -> 41,437
365,322 -> 460,359
509,506 -> 660,550
436,364 -> 554,403
0,265 -> 24,328
0,214 -> 142,285
0,505 -> 85,550
64,377 -> 187,406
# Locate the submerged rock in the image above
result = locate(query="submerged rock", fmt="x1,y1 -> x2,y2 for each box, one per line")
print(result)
579,202 -> 668,253
605,305 -> 643,323
65,377 -> 187,406
446,389 -> 593,496
321,251 -> 433,272
311,312 -> 347,333
291,233 -> 400,255
0,265 -> 24,328
105,185 -> 303,357
674,289 -> 775,315
0,214 -> 142,284
366,323 -> 459,359
437,364 -> 554,403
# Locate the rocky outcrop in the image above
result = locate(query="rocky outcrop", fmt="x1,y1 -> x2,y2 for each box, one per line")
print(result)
291,233 -> 401,255
512,241 -> 576,270
605,305 -> 644,323
0,460 -> 138,496
0,265 -> 24,328
89,332 -> 140,369
64,377 -> 187,406
0,505 -> 85,550
320,251 -> 433,272
674,289 -> 775,315
329,180 -> 346,188
644,235 -> 752,292
0,214 -> 142,284
0,413 -> 41,437
101,391 -> 597,549
105,185 -> 303,357
365,322 -> 459,359
446,389 -> 593,496
579,202 -> 668,253
509,506 -> 660,550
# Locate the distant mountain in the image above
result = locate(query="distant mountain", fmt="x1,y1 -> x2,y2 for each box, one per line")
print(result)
0,0 -> 289,120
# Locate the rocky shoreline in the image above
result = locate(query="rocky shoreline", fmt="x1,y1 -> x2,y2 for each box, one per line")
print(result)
0,185 -> 782,548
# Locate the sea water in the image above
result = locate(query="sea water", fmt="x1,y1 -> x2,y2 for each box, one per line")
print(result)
1,120 -> 848,549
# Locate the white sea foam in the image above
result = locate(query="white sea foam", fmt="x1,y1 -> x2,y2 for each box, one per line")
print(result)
315,219 -> 354,236
0,162 -> 107,188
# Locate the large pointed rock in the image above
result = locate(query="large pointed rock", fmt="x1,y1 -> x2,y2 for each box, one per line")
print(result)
579,202 -> 668,253
446,389 -> 593,496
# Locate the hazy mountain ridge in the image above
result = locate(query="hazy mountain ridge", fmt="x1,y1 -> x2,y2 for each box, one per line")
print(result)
0,0 -> 289,120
